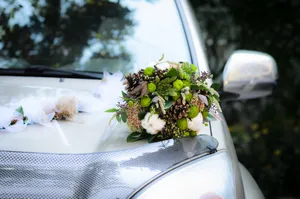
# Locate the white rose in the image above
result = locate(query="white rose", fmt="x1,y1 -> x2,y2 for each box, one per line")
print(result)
141,113 -> 166,135
188,113 -> 203,132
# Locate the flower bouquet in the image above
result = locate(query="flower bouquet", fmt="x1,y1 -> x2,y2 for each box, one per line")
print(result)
106,56 -> 222,143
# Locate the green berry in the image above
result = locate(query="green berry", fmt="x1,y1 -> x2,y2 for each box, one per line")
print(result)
188,105 -> 199,119
190,131 -> 197,137
172,92 -> 180,101
173,79 -> 184,91
141,97 -> 151,107
128,101 -> 134,106
144,67 -> 155,76
147,83 -> 156,92
185,93 -> 193,102
177,118 -> 188,130
182,80 -> 191,88
183,131 -> 190,137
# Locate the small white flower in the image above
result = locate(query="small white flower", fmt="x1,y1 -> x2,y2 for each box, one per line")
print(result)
141,113 -> 166,135
188,113 -> 203,132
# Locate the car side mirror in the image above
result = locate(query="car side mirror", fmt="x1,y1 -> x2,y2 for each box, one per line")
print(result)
222,50 -> 278,100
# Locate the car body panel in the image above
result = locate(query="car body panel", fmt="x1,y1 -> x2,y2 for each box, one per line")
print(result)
239,163 -> 264,199
0,135 -> 218,199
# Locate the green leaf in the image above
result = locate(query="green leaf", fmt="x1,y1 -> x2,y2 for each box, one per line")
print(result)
158,53 -> 164,62
121,111 -> 127,123
202,111 -> 209,119
15,106 -> 24,116
138,111 -> 147,120
116,115 -> 121,122
122,91 -> 127,97
108,114 -> 117,126
164,101 -> 173,109
167,88 -> 177,96
211,83 -> 221,91
148,134 -> 157,143
166,67 -> 178,77
191,84 -> 200,90
105,108 -> 119,113
159,76 -> 177,84
127,132 -> 143,142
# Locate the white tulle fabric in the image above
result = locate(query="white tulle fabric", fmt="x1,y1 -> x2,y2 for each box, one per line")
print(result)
0,71 -> 124,132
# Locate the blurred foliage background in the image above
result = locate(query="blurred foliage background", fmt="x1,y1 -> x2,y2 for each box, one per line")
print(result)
189,0 -> 300,198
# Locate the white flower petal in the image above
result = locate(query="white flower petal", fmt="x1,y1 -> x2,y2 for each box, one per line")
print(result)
141,113 -> 166,135
188,113 -> 203,131
198,94 -> 208,105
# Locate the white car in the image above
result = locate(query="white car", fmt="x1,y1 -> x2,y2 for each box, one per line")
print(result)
0,0 -> 277,198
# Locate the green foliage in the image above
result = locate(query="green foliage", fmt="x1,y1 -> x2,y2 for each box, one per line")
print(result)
147,82 -> 156,92
15,106 -> 24,116
144,67 -> 155,76
158,53 -> 164,62
105,108 -> 119,112
185,93 -> 193,102
177,118 -> 188,130
183,131 -> 190,137
141,97 -> 151,107
172,92 -> 180,101
127,132 -> 143,142
173,79 -> 184,91
138,111 -> 146,120
190,131 -> 197,137
116,115 -> 121,122
156,84 -> 177,97
211,83 -> 221,91
182,80 -> 191,88
188,105 -> 199,118
121,111 -> 127,122
181,62 -> 198,75
126,131 -> 158,143
164,101 -> 173,109
128,101 -> 134,106
166,67 -> 178,77
178,67 -> 190,80
159,76 -> 177,84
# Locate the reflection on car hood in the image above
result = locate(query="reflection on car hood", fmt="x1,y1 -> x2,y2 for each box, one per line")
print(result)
0,134 -> 218,199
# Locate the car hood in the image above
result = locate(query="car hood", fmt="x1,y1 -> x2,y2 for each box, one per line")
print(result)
0,76 -> 219,198
0,76 -> 212,153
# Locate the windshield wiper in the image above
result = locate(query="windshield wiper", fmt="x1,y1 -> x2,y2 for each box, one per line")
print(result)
0,65 -> 104,79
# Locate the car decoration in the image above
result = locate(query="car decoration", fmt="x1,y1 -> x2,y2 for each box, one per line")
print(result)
106,55 -> 222,143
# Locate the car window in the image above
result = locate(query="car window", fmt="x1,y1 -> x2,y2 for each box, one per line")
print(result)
0,0 -> 191,75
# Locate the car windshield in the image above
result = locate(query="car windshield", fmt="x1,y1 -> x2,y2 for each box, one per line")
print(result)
0,0 -> 191,75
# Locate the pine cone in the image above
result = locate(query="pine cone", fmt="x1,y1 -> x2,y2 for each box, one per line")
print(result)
124,73 -> 142,92
166,98 -> 190,120
153,68 -> 168,79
